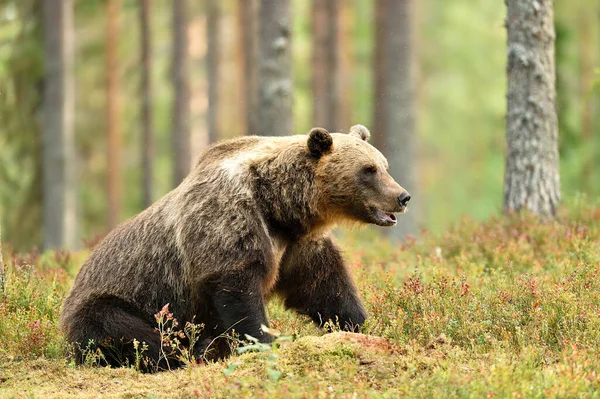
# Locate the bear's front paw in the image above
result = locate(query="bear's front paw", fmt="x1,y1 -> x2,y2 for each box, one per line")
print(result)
317,307 -> 367,333
338,310 -> 367,333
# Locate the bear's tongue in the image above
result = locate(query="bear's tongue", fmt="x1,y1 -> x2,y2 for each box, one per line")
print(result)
376,210 -> 397,224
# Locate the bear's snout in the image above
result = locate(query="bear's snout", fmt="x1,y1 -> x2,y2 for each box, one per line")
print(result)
397,191 -> 411,208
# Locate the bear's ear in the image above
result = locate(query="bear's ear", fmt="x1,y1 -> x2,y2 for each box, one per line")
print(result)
307,127 -> 333,157
349,124 -> 371,141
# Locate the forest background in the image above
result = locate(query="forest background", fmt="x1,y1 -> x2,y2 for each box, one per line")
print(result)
0,0 -> 598,251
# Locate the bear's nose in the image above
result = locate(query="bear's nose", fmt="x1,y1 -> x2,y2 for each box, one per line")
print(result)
397,191 -> 411,207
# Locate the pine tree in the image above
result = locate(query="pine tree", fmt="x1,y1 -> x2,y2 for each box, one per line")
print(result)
139,0 -> 154,208
106,0 -> 122,229
504,0 -> 560,216
207,0 -> 221,143
42,0 -> 77,248
374,0 -> 419,239
172,0 -> 192,185
258,0 -> 292,136
312,0 -> 339,131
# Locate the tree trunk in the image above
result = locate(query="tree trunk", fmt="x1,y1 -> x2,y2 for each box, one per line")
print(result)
312,0 -> 339,131
337,1 -> 354,130
237,0 -> 258,136
106,0 -> 122,230
207,0 -> 221,143
172,0 -> 191,186
189,11 -> 210,158
377,0 -> 418,239
42,0 -> 77,249
371,0 -> 388,151
139,0 -> 154,208
504,0 -> 560,216
258,0 -> 292,136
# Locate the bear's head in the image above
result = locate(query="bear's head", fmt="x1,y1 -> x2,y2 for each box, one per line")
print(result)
307,125 -> 411,227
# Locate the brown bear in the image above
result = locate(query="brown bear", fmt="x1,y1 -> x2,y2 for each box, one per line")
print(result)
60,125 -> 410,370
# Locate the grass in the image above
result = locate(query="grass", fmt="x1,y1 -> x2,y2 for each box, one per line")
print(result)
1,199 -> 600,398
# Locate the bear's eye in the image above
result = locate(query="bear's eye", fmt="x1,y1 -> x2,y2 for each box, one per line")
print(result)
363,165 -> 377,175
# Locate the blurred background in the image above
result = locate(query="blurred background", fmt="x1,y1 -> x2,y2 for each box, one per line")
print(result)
0,0 -> 598,252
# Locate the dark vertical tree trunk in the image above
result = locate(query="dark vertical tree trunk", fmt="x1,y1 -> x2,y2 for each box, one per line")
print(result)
371,0 -> 388,151
139,0 -> 154,208
312,0 -> 339,131
237,0 -> 258,136
376,0 -> 418,239
207,0 -> 221,143
106,0 -> 122,230
258,0 -> 292,136
504,0 -> 560,216
42,0 -> 77,249
172,0 -> 191,186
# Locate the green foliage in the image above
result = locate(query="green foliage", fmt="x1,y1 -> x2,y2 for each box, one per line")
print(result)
0,250 -> 81,360
224,327 -> 294,382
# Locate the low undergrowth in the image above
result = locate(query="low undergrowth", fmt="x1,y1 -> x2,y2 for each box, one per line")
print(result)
1,199 -> 600,397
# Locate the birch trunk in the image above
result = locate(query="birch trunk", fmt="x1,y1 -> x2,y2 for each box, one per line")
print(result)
504,0 -> 560,216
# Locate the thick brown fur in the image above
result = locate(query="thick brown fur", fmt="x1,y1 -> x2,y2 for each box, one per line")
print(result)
60,125 -> 409,371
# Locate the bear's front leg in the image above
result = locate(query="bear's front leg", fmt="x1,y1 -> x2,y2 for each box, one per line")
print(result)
209,269 -> 273,345
276,236 -> 367,331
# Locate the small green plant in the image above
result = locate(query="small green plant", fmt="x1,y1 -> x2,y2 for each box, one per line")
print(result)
223,325 -> 293,382
132,338 -> 149,371
80,340 -> 107,367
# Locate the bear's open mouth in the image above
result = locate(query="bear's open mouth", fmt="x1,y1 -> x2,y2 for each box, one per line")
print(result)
375,209 -> 398,226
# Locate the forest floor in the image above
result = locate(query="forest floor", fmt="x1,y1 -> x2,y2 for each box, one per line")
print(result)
1,200 -> 600,398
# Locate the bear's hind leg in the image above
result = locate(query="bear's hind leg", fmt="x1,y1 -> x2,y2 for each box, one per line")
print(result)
276,236 -> 367,331
64,295 -> 177,371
